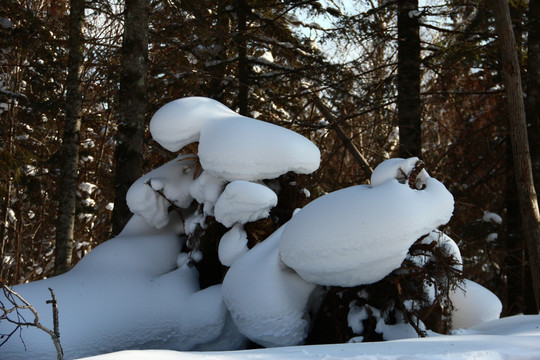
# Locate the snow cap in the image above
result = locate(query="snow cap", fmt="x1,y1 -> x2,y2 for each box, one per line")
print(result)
150,96 -> 321,181
126,156 -> 196,229
198,115 -> 320,181
450,279 -> 502,329
214,180 -> 277,227
279,157 -> 454,287
150,97 -> 237,152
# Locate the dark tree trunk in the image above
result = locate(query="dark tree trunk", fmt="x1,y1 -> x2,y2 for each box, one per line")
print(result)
492,0 -> 540,312
236,0 -> 249,115
504,148 -> 536,314
397,0 -> 422,158
54,0 -> 84,275
208,2 -> 231,102
527,0 -> 540,193
111,0 -> 149,236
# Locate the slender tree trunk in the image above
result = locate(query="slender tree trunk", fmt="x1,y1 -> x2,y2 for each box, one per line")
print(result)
504,147 -> 536,314
54,0 -> 84,275
492,0 -> 540,311
111,0 -> 149,236
1,110 -> 14,281
397,0 -> 421,158
1,178 -> 12,281
208,2 -> 231,102
527,0 -> 540,193
236,0 -> 249,115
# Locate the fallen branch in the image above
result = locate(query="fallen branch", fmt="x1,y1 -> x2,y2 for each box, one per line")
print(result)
0,282 -> 64,359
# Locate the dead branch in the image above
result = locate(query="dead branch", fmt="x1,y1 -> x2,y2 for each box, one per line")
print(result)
0,282 -> 64,360
408,160 -> 426,190
310,93 -> 374,177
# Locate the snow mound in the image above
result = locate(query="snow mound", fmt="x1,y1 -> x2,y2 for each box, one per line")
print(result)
198,114 -> 320,181
150,97 -> 237,152
0,215 -> 246,359
126,156 -> 196,229
450,279 -> 502,329
222,226 -> 320,347
482,211 -> 503,225
416,230 -> 463,271
214,180 -> 277,227
370,157 -> 427,187
279,158 -> 454,287
150,97 -> 320,182
218,224 -> 249,266
188,171 -> 226,216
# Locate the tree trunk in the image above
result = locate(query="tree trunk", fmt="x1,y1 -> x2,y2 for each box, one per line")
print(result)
207,2 -> 231,102
527,0 -> 540,193
492,0 -> 540,311
236,0 -> 249,115
111,0 -> 149,236
397,0 -> 421,158
54,0 -> 84,275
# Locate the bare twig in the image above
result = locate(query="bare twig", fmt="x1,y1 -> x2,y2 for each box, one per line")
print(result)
0,282 -> 64,360
145,180 -> 186,226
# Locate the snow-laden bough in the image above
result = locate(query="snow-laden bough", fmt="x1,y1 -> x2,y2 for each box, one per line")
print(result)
0,215 -> 247,359
279,158 -> 455,287
450,279 -> 502,329
150,97 -> 321,182
222,226 -> 321,347
126,155 -> 196,229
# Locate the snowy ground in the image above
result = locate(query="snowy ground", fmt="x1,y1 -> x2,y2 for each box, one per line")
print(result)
80,314 -> 540,360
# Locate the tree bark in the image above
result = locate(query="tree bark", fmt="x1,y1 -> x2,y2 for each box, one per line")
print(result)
236,0 -> 249,115
207,2 -> 231,102
397,0 -> 422,158
54,0 -> 84,275
111,0 -> 149,236
527,0 -> 540,193
492,0 -> 540,311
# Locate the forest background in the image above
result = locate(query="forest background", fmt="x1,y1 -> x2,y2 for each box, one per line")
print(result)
1,0 -> 539,321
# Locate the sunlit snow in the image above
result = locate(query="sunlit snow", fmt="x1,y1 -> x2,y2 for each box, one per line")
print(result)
78,315 -> 540,360
279,158 -> 454,287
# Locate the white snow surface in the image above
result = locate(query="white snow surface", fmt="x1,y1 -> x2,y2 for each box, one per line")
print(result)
149,97 -> 236,152
221,225 -> 320,348
214,180 -> 277,227
218,224 -> 249,266
198,111 -> 320,181
450,279 -> 503,329
279,158 -> 454,287
126,156 -> 197,229
188,170 -> 226,216
0,215 -> 246,360
78,314 -> 540,360
150,97 -> 320,182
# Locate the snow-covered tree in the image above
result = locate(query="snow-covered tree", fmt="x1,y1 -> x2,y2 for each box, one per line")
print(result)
0,97 -> 502,359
